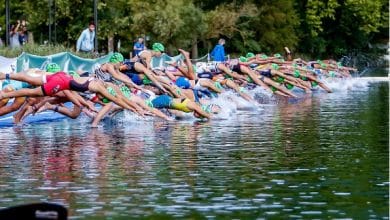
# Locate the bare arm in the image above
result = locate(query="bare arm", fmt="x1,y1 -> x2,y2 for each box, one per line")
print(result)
105,64 -> 143,90
187,101 -> 211,119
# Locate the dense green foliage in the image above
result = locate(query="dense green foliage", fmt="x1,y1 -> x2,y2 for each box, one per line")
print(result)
0,43 -> 97,58
0,0 -> 388,59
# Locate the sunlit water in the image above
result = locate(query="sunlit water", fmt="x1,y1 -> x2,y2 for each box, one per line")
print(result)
0,78 -> 388,219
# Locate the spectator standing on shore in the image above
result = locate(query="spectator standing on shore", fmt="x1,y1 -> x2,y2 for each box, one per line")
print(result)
18,20 -> 28,45
9,21 -> 21,49
133,37 -> 145,56
76,22 -> 95,53
210,38 -> 226,62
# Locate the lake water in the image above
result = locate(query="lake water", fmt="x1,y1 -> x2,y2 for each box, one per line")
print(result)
0,77 -> 388,219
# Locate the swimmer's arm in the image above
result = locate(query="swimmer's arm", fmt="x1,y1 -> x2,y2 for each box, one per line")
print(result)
62,90 -> 83,108
72,91 -> 97,112
188,102 -> 211,119
107,64 -> 143,90
218,64 -> 244,80
62,90 -> 96,112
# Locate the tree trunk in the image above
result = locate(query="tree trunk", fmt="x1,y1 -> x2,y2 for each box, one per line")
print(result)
28,32 -> 34,44
108,36 -> 114,52
191,37 -> 198,60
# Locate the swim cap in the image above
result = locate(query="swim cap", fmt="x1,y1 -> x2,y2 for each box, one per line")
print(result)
214,81 -> 223,90
260,54 -> 268,59
285,83 -> 294,90
120,86 -> 131,99
68,71 -> 80,78
175,77 -> 191,89
275,76 -> 285,83
46,63 -> 61,73
201,104 -> 220,114
293,70 -> 300,78
152,43 -> 165,52
246,52 -> 255,58
274,53 -> 282,58
239,56 -> 248,62
109,52 -> 124,63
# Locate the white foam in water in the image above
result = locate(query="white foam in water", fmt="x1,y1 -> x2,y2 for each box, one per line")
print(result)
122,110 -> 154,122
324,77 -> 369,92
249,86 -> 278,104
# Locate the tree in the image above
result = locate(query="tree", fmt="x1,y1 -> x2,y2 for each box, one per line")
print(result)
129,0 -> 206,55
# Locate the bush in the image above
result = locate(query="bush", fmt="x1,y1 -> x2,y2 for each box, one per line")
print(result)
0,43 -> 100,58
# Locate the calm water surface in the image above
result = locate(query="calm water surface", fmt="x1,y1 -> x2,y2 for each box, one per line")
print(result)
0,81 -> 388,219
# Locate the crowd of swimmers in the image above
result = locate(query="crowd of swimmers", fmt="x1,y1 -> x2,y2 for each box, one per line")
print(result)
0,44 -> 357,127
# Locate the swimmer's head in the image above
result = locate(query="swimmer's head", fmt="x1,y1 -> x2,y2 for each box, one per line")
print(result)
46,63 -> 61,73
152,43 -> 164,57
109,52 -> 124,64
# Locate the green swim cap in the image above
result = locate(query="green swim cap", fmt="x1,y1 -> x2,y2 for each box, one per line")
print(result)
285,83 -> 294,90
274,53 -> 282,58
214,81 -> 223,90
142,75 -> 152,85
102,98 -> 110,103
293,70 -> 300,78
260,54 -> 268,59
120,86 -> 131,99
239,87 -> 246,93
311,81 -> 319,87
246,52 -> 255,58
201,104 -> 212,113
68,71 -> 79,78
46,63 -> 61,73
107,86 -> 117,96
239,56 -> 248,62
271,63 -> 279,70
275,76 -> 285,83
145,99 -> 154,108
109,52 -> 124,63
152,43 -> 165,52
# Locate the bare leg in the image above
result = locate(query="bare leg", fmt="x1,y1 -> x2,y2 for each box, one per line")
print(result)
0,97 -> 26,116
0,87 -> 44,99
177,49 -> 195,80
0,72 -> 44,86
13,97 -> 42,123
91,102 -> 114,127
0,87 -> 13,107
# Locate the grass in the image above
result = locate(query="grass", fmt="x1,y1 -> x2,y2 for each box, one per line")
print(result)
0,43 -> 100,58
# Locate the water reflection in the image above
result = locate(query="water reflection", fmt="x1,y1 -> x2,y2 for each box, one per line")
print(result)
0,83 -> 388,219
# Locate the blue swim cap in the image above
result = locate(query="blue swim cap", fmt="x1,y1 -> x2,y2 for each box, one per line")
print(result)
175,77 -> 191,89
